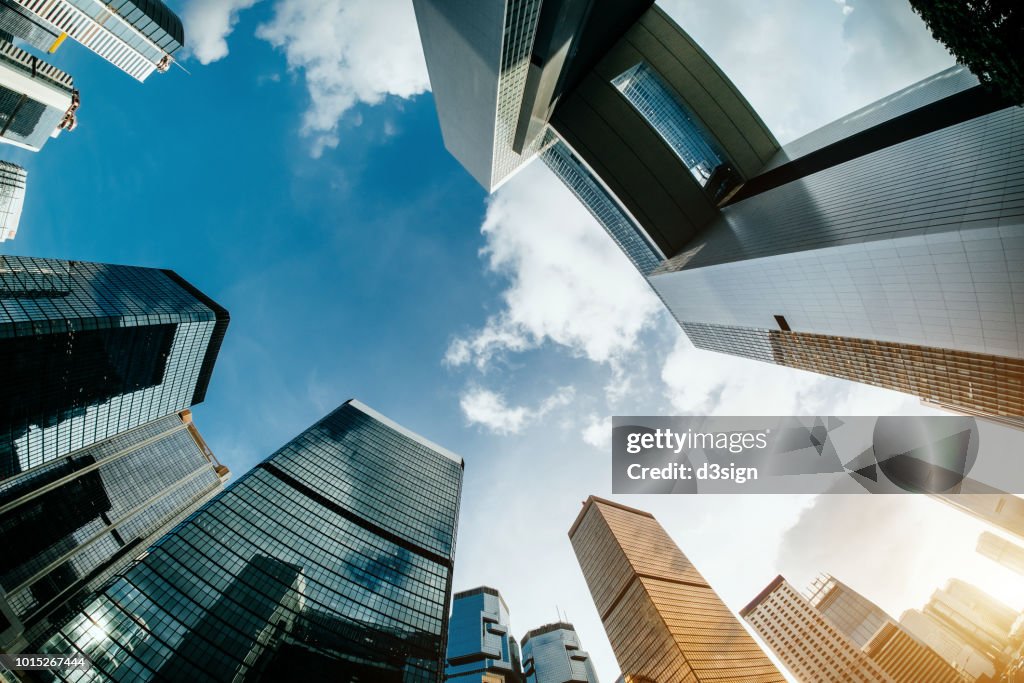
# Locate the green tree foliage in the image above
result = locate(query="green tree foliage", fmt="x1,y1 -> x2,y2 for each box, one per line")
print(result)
910,0 -> 1022,104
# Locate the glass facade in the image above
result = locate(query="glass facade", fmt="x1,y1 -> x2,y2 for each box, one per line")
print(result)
0,39 -> 74,151
0,160 -> 25,242
0,1 -> 60,53
446,586 -> 523,682
35,400 -> 464,682
521,623 -> 597,683
6,0 -> 183,80
540,135 -> 663,275
864,622 -> 965,683
569,497 -> 784,683
0,256 -> 229,479
0,412 -> 226,652
805,575 -> 889,649
612,61 -> 737,197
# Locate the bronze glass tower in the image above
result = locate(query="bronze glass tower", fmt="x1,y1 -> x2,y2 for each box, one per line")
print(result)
568,496 -> 784,682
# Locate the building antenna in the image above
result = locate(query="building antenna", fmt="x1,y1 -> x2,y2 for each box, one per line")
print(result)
173,59 -> 192,76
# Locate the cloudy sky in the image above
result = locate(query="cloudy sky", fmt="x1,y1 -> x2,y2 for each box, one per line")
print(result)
3,0 -> 1022,679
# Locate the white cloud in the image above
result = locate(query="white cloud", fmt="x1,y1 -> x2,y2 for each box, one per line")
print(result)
581,414 -> 611,450
182,0 -> 260,65
255,0 -> 430,157
445,163 -> 662,370
460,385 -> 575,435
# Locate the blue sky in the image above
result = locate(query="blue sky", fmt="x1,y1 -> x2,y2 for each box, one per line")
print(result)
3,0 -> 1023,679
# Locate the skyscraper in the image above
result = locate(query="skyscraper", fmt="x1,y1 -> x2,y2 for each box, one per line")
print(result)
863,622 -> 966,683
0,160 -> 25,241
740,576 -> 893,682
414,1 -> 1024,426
805,574 -> 892,648
977,531 -> 1024,576
568,496 -> 784,682
0,0 -> 184,81
0,38 -> 76,152
521,622 -> 598,683
900,608 -> 997,681
931,490 -> 1024,543
34,399 -> 465,682
0,255 -> 229,479
924,580 -> 1015,661
0,410 -> 229,655
447,586 -> 524,682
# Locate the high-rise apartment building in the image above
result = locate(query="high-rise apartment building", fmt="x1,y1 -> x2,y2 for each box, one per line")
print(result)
977,531 -> 1024,576
447,586 -> 524,682
521,622 -> 598,683
0,38 -> 76,151
414,0 -> 1024,426
805,574 -> 892,648
0,160 -> 25,241
864,622 -> 967,683
569,496 -> 784,682
0,255 -> 229,479
0,410 -> 229,654
0,0 -> 183,81
33,400 -> 465,682
740,575 -> 893,682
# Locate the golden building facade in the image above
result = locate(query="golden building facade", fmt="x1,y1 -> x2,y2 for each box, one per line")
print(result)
568,497 -> 785,682
864,622 -> 966,683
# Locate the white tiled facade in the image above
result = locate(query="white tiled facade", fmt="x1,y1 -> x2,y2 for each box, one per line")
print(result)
652,224 -> 1024,359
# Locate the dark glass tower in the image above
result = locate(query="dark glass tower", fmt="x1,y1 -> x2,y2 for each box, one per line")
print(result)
0,411 -> 229,654
446,586 -> 524,682
35,399 -> 465,682
0,256 -> 229,479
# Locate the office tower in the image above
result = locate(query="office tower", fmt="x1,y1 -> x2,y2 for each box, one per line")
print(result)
0,410 -> 229,654
741,576 -> 893,682
0,255 -> 229,479
805,574 -> 891,648
864,622 -> 966,683
447,586 -> 524,682
0,39 -> 76,152
0,0 -> 183,81
569,496 -> 784,682
0,160 -> 25,241
932,491 -> 1024,543
925,580 -> 1015,659
34,400 -> 465,682
521,622 -> 598,683
901,609 -> 997,681
977,531 -> 1024,575
415,1 -> 1024,426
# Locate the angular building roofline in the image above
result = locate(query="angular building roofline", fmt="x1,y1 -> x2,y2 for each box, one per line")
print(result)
568,495 -> 654,538
346,399 -> 465,466
739,575 -> 787,617
521,621 -> 577,648
452,585 -> 510,612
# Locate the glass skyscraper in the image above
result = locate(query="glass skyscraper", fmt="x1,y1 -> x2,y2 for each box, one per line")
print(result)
0,0 -> 183,81
0,160 -> 25,242
0,38 -> 76,152
34,399 -> 465,682
0,410 -> 229,655
521,622 -> 598,683
0,256 -> 229,479
446,586 -> 523,682
805,574 -> 891,649
416,1 -> 1024,427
